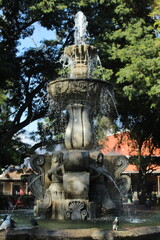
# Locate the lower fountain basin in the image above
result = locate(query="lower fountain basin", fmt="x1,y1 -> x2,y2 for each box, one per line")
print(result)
0,204 -> 160,240
1,205 -> 160,239
2,225 -> 160,240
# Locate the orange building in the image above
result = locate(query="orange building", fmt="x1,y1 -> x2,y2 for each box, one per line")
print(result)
101,131 -> 160,157
101,132 -> 160,195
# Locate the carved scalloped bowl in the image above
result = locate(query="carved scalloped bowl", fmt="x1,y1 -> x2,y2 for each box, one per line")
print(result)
48,78 -> 112,108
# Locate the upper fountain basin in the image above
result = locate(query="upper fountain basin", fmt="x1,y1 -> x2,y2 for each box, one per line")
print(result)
61,44 -> 99,79
47,78 -> 112,108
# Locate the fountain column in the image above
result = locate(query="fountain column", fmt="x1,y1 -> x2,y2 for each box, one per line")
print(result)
63,103 -> 92,219
65,104 -> 93,149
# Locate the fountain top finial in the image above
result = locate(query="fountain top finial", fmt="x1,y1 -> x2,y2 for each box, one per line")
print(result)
74,11 -> 88,45
60,11 -> 99,79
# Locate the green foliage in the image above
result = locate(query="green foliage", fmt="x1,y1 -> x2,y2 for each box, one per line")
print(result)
29,116 -> 65,152
150,0 -> 160,31
0,0 -> 159,168
92,67 -> 113,81
0,0 -> 74,166
115,37 -> 160,104
0,90 -> 6,104
0,136 -> 31,167
94,116 -> 118,149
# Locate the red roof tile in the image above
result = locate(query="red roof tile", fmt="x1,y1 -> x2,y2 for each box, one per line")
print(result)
101,132 -> 160,156
123,164 -> 160,173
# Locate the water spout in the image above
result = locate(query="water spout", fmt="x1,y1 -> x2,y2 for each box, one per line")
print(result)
74,11 -> 88,45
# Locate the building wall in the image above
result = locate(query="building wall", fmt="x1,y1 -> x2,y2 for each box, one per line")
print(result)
0,182 -> 28,195
0,183 -> 3,194
3,182 -> 12,195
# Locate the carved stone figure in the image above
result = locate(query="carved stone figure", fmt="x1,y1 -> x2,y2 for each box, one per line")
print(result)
41,152 -> 65,219
90,153 -> 121,215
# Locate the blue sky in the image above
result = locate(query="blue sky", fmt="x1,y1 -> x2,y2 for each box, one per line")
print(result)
18,22 -> 56,52
19,23 -> 56,147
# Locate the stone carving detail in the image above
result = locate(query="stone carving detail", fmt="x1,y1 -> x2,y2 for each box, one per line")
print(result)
48,79 -> 109,104
90,153 -> 121,214
114,156 -> 131,196
28,155 -> 45,200
65,104 -> 93,150
64,45 -> 98,78
114,156 -> 129,179
48,79 -> 100,96
47,152 -> 64,182
40,152 -> 64,214
66,201 -> 87,220
41,189 -> 52,211
117,175 -> 131,196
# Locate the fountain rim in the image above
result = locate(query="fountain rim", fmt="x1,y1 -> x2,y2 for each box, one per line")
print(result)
48,78 -> 112,87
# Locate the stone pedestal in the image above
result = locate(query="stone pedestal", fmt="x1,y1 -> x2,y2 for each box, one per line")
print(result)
63,150 -> 89,171
50,200 -> 64,220
63,172 -> 89,199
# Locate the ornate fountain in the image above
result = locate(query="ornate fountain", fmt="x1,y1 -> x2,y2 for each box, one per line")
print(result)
29,11 -> 130,220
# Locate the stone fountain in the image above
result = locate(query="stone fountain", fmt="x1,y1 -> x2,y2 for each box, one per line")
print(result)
2,11 -> 160,240
28,11 -> 131,221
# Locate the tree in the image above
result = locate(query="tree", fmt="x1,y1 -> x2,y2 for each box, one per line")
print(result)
110,4 -> 160,197
0,0 -> 159,168
84,0 -> 160,200
0,0 -> 77,166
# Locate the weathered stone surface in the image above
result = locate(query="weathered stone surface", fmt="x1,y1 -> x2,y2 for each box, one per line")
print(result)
63,172 -> 89,199
29,151 -> 131,219
64,44 -> 97,79
28,155 -> 45,200
48,78 -> 111,108
65,104 -> 93,150
64,200 -> 89,220
63,150 -> 89,171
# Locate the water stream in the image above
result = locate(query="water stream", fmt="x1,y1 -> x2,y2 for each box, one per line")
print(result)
3,172 -> 46,217
74,11 -> 88,45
